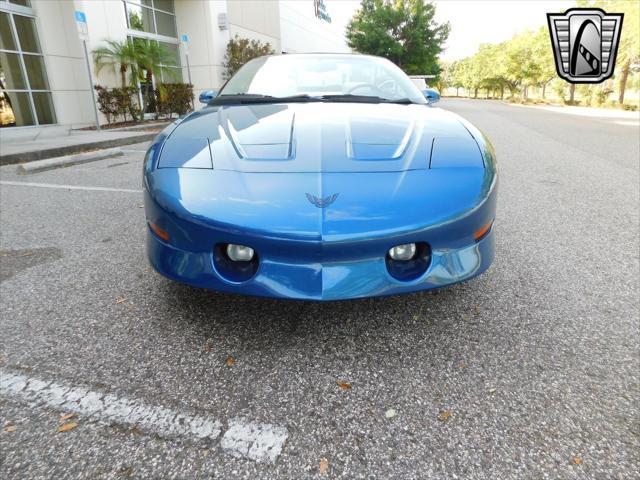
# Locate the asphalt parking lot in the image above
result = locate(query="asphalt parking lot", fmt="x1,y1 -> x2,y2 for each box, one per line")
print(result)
1,98 -> 638,479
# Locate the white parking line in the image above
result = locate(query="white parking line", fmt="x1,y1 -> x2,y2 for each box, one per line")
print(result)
222,418 -> 289,463
0,181 -> 142,194
0,370 -> 288,464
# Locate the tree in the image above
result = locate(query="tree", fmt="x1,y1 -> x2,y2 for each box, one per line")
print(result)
501,31 -> 542,99
531,27 -> 556,99
449,61 -> 464,96
434,60 -> 452,93
346,0 -> 450,75
93,40 -> 139,88
577,0 -> 640,105
223,36 -> 274,79
134,40 -> 176,113
610,0 -> 639,105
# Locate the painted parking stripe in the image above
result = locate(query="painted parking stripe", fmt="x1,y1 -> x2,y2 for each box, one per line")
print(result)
0,181 -> 142,194
0,370 -> 288,464
221,418 -> 289,464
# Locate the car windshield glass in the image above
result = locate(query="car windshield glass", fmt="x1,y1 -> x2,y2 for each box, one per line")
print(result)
218,55 -> 427,104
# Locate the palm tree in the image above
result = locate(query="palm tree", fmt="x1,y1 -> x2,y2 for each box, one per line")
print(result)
93,40 -> 138,88
134,41 -> 176,113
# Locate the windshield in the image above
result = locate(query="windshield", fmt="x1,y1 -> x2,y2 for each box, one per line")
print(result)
217,55 -> 427,104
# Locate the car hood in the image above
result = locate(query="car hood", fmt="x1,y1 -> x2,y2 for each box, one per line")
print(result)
160,102 -> 476,173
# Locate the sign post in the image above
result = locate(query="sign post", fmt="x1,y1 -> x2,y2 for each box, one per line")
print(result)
180,34 -> 194,110
75,11 -> 100,131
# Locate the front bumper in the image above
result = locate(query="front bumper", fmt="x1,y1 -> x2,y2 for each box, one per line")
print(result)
146,227 -> 495,301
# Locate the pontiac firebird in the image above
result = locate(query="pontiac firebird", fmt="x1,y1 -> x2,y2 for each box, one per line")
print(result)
143,54 -> 497,300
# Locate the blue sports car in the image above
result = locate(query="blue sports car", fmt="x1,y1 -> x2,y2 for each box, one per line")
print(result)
143,54 -> 497,300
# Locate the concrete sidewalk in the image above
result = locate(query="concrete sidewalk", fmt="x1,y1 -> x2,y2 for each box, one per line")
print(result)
0,123 -> 167,166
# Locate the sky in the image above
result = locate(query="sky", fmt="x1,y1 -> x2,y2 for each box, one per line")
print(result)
326,0 -> 576,61
433,0 -> 575,61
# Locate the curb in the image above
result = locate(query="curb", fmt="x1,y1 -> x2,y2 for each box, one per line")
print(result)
110,121 -> 170,132
0,132 -> 156,166
17,148 -> 124,174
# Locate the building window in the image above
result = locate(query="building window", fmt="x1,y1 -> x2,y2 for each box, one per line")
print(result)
123,0 -> 180,77
124,0 -> 177,39
157,41 -> 181,83
124,0 -> 181,115
0,1 -> 55,128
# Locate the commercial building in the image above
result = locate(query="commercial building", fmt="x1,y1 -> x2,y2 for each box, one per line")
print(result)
0,0 -> 355,136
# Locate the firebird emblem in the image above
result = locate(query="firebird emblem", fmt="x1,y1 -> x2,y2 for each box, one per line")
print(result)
306,193 -> 339,208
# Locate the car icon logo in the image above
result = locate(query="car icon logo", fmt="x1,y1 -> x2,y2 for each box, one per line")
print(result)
547,8 -> 624,84
306,193 -> 339,208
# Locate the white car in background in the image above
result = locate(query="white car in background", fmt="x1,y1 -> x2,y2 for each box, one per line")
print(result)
408,75 -> 434,90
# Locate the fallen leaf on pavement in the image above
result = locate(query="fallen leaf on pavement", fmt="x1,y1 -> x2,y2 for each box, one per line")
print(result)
115,296 -> 127,304
336,380 -> 351,390
119,466 -> 135,477
438,410 -> 452,422
225,356 -> 235,366
3,425 -> 17,432
573,456 -> 582,465
60,413 -> 76,421
458,361 -> 466,369
473,305 -> 481,314
319,458 -> 328,474
57,422 -> 78,433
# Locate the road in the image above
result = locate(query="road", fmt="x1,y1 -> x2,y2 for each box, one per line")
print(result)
1,99 -> 638,479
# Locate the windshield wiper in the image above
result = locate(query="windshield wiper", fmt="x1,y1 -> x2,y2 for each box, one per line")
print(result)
317,94 -> 417,104
384,98 -> 417,104
212,94 -> 322,105
211,93 -> 419,105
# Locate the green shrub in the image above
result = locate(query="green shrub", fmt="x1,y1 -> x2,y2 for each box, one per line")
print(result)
155,83 -> 194,118
94,85 -> 140,123
594,87 -> 613,106
551,81 -> 567,103
94,85 -> 117,124
113,86 -> 140,122
223,35 -> 274,79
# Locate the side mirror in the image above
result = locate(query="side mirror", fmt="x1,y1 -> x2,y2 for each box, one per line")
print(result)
199,89 -> 218,104
422,88 -> 440,104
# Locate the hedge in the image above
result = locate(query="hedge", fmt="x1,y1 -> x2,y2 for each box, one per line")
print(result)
155,83 -> 194,118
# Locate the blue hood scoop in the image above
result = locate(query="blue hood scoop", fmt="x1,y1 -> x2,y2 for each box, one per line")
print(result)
221,104 -> 295,160
170,103 -> 475,173
347,113 -> 414,160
